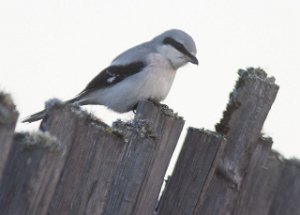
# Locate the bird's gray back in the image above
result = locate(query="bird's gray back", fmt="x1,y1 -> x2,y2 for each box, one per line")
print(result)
111,42 -> 154,66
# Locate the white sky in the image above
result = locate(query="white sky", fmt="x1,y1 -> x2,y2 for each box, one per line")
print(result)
0,0 -> 299,158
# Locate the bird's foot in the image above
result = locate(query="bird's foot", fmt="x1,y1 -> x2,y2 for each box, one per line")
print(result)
147,99 -> 169,109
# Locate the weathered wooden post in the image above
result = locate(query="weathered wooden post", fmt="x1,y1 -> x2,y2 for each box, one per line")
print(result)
232,137 -> 284,215
102,101 -> 184,215
0,104 -> 95,215
268,158 -> 300,215
39,104 -> 125,215
0,131 -> 65,215
195,68 -> 279,214
0,92 -> 18,182
157,68 -> 280,215
157,128 -> 225,215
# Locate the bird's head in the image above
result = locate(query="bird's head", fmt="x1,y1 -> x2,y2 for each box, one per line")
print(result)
153,29 -> 198,69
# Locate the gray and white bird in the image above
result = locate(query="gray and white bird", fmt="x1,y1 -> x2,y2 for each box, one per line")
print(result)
23,29 -> 198,123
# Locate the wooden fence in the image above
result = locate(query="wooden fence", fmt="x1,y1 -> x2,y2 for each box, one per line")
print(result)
0,68 -> 299,215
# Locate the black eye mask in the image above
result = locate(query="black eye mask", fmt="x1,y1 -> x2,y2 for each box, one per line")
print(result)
162,37 -> 194,59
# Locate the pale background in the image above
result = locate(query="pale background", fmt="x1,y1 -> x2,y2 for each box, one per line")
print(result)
0,0 -> 299,158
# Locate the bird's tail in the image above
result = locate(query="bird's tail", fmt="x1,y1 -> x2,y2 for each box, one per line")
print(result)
22,94 -> 86,123
22,110 -> 46,123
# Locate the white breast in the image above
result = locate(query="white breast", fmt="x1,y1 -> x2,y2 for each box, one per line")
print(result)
144,52 -> 177,101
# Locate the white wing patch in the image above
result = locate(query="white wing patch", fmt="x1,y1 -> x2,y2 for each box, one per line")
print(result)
107,76 -> 116,83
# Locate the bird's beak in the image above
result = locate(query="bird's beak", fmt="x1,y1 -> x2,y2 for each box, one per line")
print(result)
189,55 -> 199,65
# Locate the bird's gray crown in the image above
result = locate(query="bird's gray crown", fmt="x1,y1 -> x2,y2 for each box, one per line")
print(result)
152,29 -> 197,56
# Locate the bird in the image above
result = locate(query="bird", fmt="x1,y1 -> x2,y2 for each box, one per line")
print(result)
22,29 -> 198,123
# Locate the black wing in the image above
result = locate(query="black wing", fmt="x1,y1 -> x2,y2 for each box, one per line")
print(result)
81,61 -> 145,94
